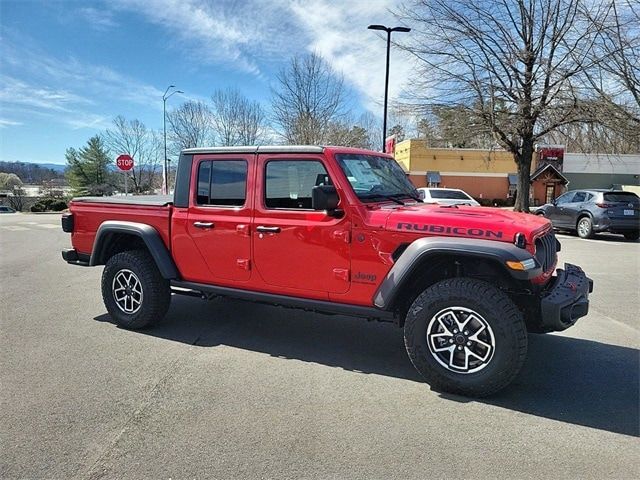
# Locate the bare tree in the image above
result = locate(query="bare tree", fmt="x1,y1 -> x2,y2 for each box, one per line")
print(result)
398,0 -> 597,211
167,100 -> 213,151
211,88 -> 266,146
103,116 -> 163,193
581,1 -> 639,144
271,53 -> 347,144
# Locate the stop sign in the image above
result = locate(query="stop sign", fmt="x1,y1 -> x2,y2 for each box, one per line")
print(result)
116,154 -> 134,171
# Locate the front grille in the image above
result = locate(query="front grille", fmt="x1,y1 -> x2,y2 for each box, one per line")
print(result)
535,231 -> 557,273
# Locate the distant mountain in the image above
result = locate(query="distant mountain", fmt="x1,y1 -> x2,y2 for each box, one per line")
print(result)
0,161 -> 66,183
37,163 -> 67,173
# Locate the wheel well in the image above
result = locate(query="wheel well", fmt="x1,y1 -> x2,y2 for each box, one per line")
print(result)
576,212 -> 592,227
391,254 -> 521,327
96,232 -> 147,264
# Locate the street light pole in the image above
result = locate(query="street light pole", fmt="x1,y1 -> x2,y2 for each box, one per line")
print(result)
368,24 -> 411,152
162,85 -> 183,194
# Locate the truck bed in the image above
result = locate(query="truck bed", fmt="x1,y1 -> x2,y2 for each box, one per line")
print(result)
69,195 -> 173,256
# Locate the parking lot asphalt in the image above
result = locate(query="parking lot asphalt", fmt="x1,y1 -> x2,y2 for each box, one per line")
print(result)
1,213 -> 638,479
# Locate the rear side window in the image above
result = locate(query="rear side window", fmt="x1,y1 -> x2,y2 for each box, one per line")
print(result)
429,189 -> 470,200
265,160 -> 330,209
196,160 -> 248,206
603,192 -> 639,204
573,192 -> 586,202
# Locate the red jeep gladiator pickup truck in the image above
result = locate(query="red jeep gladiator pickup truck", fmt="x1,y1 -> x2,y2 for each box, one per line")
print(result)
61,146 -> 592,396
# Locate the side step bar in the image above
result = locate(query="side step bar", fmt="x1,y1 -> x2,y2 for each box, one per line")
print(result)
170,280 -> 396,322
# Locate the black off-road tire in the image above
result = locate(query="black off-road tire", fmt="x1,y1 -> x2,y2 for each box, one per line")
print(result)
623,231 -> 639,241
404,278 -> 527,397
576,216 -> 594,239
101,249 -> 171,329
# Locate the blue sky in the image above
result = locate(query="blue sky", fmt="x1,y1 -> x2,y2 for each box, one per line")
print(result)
0,0 -> 412,165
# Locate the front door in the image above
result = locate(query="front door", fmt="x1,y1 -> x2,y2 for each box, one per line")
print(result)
545,185 -> 555,205
185,155 -> 253,283
252,155 -> 351,294
550,191 -> 574,227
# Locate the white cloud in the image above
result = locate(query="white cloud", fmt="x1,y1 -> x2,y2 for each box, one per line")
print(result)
0,75 -> 93,113
287,0 -> 415,116
0,35 -> 165,132
111,0 -> 413,117
112,0 -> 264,75
0,118 -> 23,128
78,7 -> 118,30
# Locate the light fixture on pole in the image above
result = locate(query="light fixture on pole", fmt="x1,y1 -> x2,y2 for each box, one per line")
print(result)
162,85 -> 183,194
367,24 -> 411,152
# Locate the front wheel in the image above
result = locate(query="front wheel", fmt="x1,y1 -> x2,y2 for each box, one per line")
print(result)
101,249 -> 171,329
404,278 -> 527,397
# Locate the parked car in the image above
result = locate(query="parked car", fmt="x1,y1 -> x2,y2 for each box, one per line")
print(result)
61,145 -> 593,397
0,205 -> 16,213
417,187 -> 480,206
536,189 -> 640,240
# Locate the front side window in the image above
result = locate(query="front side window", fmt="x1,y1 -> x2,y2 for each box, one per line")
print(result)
265,160 -> 331,209
555,192 -> 574,205
336,154 -> 419,203
196,160 -> 247,206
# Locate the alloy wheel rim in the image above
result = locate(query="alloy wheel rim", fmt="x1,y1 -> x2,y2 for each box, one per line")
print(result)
578,219 -> 589,236
112,269 -> 143,314
426,306 -> 496,374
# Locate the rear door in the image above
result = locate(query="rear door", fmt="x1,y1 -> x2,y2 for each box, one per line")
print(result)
252,154 -> 351,294
184,155 -> 254,283
565,191 -> 587,227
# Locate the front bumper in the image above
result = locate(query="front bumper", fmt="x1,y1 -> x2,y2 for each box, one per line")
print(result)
539,263 -> 593,332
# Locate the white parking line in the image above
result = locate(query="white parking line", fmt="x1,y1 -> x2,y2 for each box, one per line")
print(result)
1,225 -> 30,231
35,224 -> 59,229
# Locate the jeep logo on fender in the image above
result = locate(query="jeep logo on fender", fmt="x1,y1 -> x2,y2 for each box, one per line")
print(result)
396,223 -> 503,239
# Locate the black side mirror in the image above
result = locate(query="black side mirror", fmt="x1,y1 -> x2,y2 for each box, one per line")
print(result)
312,185 -> 340,214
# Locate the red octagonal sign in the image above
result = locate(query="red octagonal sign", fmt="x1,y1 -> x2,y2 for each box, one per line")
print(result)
116,154 -> 134,171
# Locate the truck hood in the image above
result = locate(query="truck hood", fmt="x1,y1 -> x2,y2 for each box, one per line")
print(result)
379,203 -> 551,244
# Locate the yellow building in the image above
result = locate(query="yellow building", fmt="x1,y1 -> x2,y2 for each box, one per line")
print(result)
394,139 -> 519,200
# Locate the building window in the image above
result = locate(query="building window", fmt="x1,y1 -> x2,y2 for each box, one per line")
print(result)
427,171 -> 441,188
507,173 -> 518,197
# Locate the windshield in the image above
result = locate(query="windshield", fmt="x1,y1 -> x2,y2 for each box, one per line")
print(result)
335,154 -> 419,203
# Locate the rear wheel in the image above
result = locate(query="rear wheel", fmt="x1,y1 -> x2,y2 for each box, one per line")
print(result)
577,216 -> 594,239
403,278 -> 527,397
623,231 -> 639,241
101,249 -> 171,329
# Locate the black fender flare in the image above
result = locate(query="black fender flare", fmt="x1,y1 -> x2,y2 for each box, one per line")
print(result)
373,237 -> 541,310
90,221 -> 179,279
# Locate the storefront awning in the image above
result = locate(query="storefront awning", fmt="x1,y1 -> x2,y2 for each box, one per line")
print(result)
427,171 -> 441,183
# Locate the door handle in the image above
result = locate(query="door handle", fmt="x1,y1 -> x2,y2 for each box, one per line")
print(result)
256,226 -> 281,233
193,221 -> 214,229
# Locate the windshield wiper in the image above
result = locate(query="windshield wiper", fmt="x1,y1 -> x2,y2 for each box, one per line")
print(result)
390,192 -> 423,203
360,193 -> 405,205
